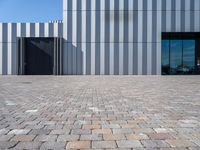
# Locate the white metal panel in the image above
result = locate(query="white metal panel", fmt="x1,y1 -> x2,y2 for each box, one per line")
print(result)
82,0 -> 87,75
185,12 -> 191,32
175,11 -> 181,31
195,11 -> 200,31
119,0 -> 124,75
138,0 -> 143,10
0,23 -> 2,42
91,0 -> 96,75
72,0 -> 77,44
109,0 -> 115,75
138,11 -> 143,42
54,23 -> 59,37
119,43 -> 123,75
7,23 -> 12,42
100,0 -> 105,75
35,23 -> 40,37
157,43 -> 161,75
63,11 -> 67,40
26,23 -> 31,37
194,0 -> 200,10
17,23 -> 21,37
166,0 -> 171,10
138,43 -> 143,75
176,0 -> 181,10
166,12 -> 171,32
185,0 -> 190,11
157,0 -> 162,11
44,23 -> 49,37
63,0 -> 67,11
147,0 -> 152,75
128,0 -> 134,74
7,43 -> 12,75
128,43 -> 133,75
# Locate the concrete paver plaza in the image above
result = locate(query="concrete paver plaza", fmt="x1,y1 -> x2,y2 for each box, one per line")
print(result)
0,76 -> 199,150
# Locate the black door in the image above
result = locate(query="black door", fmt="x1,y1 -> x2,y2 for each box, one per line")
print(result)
25,38 -> 54,75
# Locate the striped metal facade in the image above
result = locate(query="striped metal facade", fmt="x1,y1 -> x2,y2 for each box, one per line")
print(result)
63,0 -> 200,75
1,0 -> 200,75
0,23 -> 63,75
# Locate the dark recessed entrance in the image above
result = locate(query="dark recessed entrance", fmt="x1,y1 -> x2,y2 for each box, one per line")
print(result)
162,33 -> 200,75
17,37 -> 63,75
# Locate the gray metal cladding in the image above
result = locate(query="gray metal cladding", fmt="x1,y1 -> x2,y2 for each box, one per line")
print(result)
63,0 -> 200,75
1,0 -> 200,75
0,22 -> 63,75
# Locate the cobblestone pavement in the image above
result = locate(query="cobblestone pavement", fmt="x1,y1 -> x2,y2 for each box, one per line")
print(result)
0,76 -> 200,150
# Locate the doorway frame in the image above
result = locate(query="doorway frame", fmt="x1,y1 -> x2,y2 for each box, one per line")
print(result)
17,37 -> 63,75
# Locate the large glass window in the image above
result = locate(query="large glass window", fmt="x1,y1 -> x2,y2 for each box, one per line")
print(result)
170,40 -> 182,74
183,40 -> 195,74
162,39 -> 196,75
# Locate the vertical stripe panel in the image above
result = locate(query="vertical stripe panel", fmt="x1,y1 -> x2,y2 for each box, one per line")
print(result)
0,42 -> 2,75
2,24 -> 7,75
157,0 -> 162,75
72,0 -> 77,74
128,0 -> 133,74
54,23 -> 59,37
7,23 -> 12,75
82,0 -> 86,74
77,0 -> 82,75
175,0 -> 181,31
185,1 -> 190,32
104,0 -> 110,75
109,0 -> 114,75
100,0 -> 105,75
147,0 -> 152,75
44,23 -> 49,37
138,0 -> 143,75
119,0 -> 124,75
166,0 -> 171,32
35,23 -> 40,37
91,0 -> 95,75
95,0 -> 100,75
26,23 -> 31,37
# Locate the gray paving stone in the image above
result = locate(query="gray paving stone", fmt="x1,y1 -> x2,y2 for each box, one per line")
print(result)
40,142 -> 66,150
113,128 -> 134,134
0,141 -> 18,149
8,129 -> 31,135
34,135 -> 57,142
14,141 -> 42,149
117,140 -> 143,148
0,76 -> 200,149
57,134 -> 79,142
92,141 -> 117,148
141,140 -> 170,148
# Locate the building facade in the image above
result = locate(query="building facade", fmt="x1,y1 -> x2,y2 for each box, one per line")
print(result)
1,0 -> 200,75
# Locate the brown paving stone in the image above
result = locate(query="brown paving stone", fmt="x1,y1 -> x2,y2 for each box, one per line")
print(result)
103,134 -> 126,140
148,133 -> 174,140
126,133 -> 149,140
83,124 -> 101,129
92,129 -> 112,134
10,135 -> 36,141
66,141 -> 91,149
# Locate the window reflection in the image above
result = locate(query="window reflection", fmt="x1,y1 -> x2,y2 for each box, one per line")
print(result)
162,39 -> 196,75
170,40 -> 182,74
